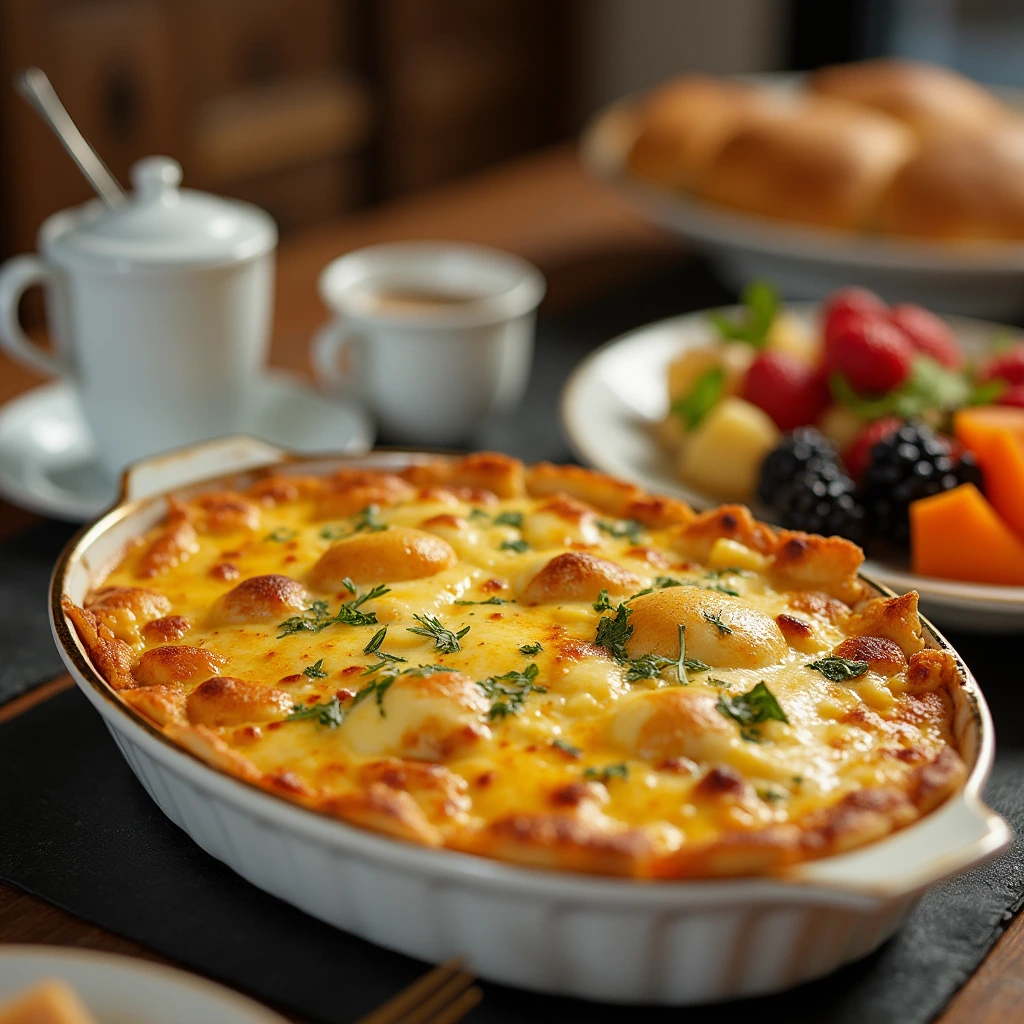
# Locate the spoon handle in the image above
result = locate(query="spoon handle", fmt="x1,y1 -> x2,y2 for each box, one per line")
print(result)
15,66 -> 126,209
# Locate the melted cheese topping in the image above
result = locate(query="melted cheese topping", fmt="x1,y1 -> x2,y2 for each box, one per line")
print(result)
68,458 -> 966,878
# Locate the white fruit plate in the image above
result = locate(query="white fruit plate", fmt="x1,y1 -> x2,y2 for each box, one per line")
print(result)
561,303 -> 1024,634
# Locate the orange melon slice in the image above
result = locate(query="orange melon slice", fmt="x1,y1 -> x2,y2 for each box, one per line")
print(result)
954,405 -> 1024,464
910,483 -> 1024,585
981,429 -> 1024,541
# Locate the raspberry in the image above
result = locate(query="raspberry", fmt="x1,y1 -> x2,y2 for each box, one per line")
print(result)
997,383 -> 1024,408
889,304 -> 964,370
979,343 -> 1024,387
825,317 -> 914,395
741,352 -> 830,432
823,288 -> 887,332
843,416 -> 902,482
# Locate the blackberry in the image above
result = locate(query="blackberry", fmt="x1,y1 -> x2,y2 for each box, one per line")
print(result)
758,428 -> 841,507
862,420 -> 980,547
771,458 -> 867,544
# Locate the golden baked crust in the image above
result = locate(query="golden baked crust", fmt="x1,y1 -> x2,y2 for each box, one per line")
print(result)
64,454 -> 967,879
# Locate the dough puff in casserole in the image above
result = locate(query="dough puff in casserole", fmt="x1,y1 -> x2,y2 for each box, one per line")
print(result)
64,454 -> 967,878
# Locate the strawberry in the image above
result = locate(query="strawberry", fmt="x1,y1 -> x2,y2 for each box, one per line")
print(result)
843,416 -> 901,482
825,316 -> 914,395
979,343 -> 1024,387
823,288 -> 888,348
889,304 -> 964,370
741,351 -> 830,431
997,383 -> 1024,408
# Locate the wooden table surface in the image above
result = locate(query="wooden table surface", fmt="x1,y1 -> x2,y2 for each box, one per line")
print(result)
0,144 -> 1017,1023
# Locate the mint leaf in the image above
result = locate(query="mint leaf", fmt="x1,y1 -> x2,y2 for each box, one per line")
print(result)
708,280 -> 778,348
670,367 -> 725,429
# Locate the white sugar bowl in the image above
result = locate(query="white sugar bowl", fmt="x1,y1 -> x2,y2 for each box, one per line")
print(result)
0,156 -> 278,474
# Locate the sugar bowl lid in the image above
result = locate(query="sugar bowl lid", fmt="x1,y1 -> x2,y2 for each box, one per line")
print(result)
41,156 -> 278,269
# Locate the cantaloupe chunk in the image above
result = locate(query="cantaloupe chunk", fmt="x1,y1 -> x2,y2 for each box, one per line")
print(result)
910,483 -> 1024,585
981,429 -> 1024,541
954,405 -> 1024,464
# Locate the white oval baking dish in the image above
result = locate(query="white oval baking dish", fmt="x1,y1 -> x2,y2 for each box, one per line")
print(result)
49,437 -> 1011,1005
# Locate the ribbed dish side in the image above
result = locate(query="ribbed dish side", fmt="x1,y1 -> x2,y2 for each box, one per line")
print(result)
111,727 -> 913,1005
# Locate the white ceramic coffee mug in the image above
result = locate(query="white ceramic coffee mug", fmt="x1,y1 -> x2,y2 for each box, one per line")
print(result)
0,157 -> 277,475
312,242 -> 545,445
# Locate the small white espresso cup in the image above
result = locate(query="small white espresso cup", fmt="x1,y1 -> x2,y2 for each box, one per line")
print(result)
313,242 -> 545,445
0,157 -> 276,476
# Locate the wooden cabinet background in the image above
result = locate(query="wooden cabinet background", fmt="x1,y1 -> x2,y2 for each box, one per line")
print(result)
0,0 -> 576,259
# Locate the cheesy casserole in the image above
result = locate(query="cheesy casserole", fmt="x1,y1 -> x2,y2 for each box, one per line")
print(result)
64,453 -> 967,879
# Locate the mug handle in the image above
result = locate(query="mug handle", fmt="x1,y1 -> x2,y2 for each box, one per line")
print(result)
0,254 -> 70,378
311,320 -> 363,398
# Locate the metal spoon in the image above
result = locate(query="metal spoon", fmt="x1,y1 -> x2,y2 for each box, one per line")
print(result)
14,66 -> 126,208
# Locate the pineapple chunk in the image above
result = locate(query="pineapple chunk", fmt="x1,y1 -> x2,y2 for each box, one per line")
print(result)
666,342 -> 754,402
707,537 -> 768,572
765,312 -> 820,365
678,397 -> 780,501
819,404 -> 866,452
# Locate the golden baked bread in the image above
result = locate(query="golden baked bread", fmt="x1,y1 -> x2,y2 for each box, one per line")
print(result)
626,75 -> 775,190
875,122 -> 1024,240
64,454 -> 967,879
810,58 -> 1007,138
699,97 -> 915,230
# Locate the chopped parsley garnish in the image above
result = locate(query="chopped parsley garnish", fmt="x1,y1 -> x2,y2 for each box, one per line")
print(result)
492,510 -> 524,528
596,518 -> 644,545
670,367 -> 725,430
407,613 -> 470,653
319,505 -> 388,542
468,508 -> 491,522
757,786 -> 787,803
453,596 -> 508,606
592,589 -> 614,612
583,763 -> 629,784
703,610 -> 733,636
552,738 -> 581,758
708,279 -> 778,348
351,677 -> 394,716
707,677 -> 731,687
265,527 -> 297,542
519,642 -> 543,656
277,585 -> 390,637
363,627 -> 387,654
288,696 -> 344,728
706,583 -> 740,597
340,577 -> 357,594
352,504 -> 388,533
477,663 -> 546,719
806,655 -> 870,682
500,538 -> 530,554
594,603 -> 633,662
302,658 -> 328,679
716,681 -> 789,737
704,567 -> 752,579
360,628 -> 408,673
625,652 -> 675,683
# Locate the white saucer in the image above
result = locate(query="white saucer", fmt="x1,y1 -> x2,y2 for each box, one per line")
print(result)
0,370 -> 375,522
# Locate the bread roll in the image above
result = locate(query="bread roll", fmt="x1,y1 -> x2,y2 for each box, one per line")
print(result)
810,59 -> 1006,137
874,122 -> 1024,240
626,75 -> 774,190
699,97 -> 915,230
